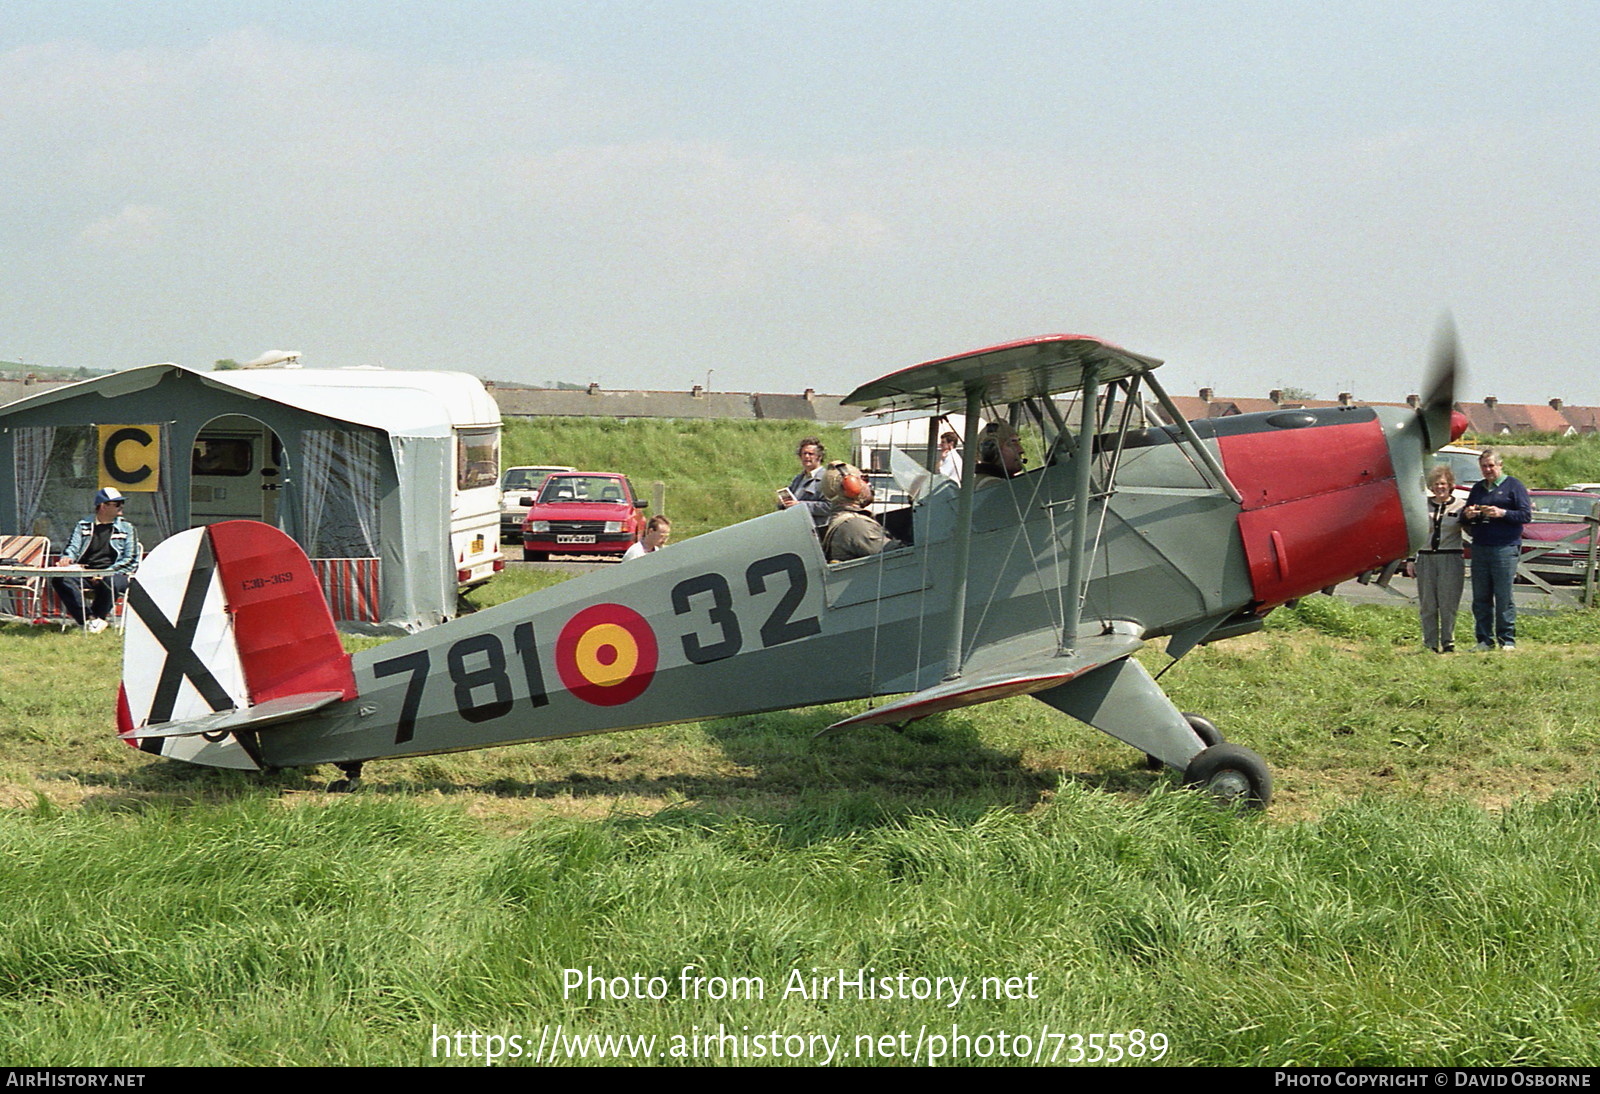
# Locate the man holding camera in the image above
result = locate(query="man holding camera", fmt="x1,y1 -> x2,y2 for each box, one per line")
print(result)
1461,448 -> 1530,651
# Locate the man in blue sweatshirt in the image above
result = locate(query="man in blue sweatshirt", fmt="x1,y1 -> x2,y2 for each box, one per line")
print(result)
1461,448 -> 1531,651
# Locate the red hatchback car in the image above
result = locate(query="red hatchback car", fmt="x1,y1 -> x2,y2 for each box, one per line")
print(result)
520,472 -> 647,561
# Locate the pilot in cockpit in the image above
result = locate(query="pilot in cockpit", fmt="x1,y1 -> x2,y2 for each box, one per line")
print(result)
974,421 -> 1026,486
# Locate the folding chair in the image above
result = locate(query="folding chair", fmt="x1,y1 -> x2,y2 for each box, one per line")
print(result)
0,534 -> 52,624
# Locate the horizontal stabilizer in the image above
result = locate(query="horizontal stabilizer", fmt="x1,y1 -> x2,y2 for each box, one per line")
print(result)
117,691 -> 347,740
821,633 -> 1143,733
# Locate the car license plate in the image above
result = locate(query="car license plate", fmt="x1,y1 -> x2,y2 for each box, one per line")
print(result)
556,534 -> 596,545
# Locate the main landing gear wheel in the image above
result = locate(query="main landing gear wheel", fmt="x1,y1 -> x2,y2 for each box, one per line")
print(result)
1146,712 -> 1225,770
1181,743 -> 1272,809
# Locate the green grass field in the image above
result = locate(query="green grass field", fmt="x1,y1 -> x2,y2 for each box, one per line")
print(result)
3,592 -> 1598,1066
2,428 -> 1599,1066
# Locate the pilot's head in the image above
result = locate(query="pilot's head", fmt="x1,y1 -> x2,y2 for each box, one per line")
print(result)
821,461 -> 872,509
979,422 -> 1025,476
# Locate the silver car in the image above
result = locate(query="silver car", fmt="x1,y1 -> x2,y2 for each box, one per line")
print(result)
499,465 -> 573,541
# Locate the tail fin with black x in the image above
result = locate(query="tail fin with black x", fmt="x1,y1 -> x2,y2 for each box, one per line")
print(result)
116,521 -> 356,769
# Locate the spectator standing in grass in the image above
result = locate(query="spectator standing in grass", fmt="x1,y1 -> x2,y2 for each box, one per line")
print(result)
622,515 -> 670,561
1407,464 -> 1465,652
1461,448 -> 1531,651
779,436 -> 829,526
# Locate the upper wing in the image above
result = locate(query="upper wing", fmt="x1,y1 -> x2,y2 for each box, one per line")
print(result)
844,334 -> 1163,413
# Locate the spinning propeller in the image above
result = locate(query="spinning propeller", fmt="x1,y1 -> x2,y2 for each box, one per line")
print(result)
1419,314 -> 1467,451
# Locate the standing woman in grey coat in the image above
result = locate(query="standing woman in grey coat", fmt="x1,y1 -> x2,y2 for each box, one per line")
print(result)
1408,464 -> 1466,652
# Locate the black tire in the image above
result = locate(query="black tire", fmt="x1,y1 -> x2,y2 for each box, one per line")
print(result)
524,548 -> 550,562
1181,743 -> 1273,809
1183,713 -> 1224,748
1147,712 -> 1226,769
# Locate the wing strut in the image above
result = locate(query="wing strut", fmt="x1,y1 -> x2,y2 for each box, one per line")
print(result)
1145,373 -> 1243,504
944,383 -> 984,679
1061,363 -> 1099,655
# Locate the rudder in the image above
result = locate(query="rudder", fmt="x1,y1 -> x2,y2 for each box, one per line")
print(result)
118,521 -> 355,768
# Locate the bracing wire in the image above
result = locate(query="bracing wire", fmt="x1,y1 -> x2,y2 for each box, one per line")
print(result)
1080,377 -> 1141,620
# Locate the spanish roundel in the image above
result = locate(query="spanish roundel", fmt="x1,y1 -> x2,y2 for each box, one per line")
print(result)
554,603 -> 659,706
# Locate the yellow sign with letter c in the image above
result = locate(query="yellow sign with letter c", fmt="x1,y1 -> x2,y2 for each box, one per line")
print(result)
98,424 -> 161,493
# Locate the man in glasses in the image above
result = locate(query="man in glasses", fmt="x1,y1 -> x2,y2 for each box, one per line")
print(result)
52,487 -> 140,633
778,436 -> 831,528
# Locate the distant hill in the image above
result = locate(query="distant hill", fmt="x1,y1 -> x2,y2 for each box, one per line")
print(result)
0,363 -> 108,382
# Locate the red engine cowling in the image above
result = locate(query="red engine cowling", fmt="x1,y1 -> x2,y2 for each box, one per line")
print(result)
1219,416 -> 1409,607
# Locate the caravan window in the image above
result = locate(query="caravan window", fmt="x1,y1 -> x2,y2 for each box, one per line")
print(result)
192,439 -> 254,476
456,427 -> 500,490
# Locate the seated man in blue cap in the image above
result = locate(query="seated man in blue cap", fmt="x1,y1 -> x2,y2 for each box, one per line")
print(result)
52,487 -> 140,633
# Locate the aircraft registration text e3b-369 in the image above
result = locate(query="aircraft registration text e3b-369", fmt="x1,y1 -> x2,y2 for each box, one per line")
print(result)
117,328 -> 1468,808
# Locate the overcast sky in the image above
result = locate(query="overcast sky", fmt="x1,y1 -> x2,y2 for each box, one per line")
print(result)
4,1 -> 1596,405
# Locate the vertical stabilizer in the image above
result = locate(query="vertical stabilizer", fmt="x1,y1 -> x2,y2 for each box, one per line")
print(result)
117,521 -> 355,768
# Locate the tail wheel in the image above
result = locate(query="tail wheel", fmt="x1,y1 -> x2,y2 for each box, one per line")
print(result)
1181,743 -> 1273,809
1145,712 -> 1226,770
329,761 -> 365,794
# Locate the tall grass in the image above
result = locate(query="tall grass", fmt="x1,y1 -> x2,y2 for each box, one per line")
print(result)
3,603 -> 1599,1065
2,787 -> 1596,1066
1459,432 -> 1600,488
1507,434 -> 1600,489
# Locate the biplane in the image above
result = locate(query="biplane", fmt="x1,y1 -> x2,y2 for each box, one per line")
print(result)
117,330 -> 1465,807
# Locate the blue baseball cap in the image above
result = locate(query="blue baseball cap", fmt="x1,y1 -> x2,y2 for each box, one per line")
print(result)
95,487 -> 126,505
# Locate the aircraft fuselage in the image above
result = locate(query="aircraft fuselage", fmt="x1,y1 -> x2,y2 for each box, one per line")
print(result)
211,402 -> 1426,771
